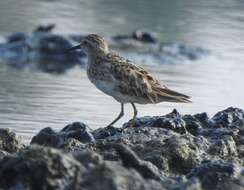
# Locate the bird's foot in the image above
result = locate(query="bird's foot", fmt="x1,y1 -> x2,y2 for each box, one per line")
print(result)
130,120 -> 136,128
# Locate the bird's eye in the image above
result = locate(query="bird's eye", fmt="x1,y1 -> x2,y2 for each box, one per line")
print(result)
83,41 -> 88,45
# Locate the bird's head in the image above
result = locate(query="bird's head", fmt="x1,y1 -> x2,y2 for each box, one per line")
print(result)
69,34 -> 109,55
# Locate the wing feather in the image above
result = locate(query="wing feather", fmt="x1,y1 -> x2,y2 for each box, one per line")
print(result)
105,53 -> 191,103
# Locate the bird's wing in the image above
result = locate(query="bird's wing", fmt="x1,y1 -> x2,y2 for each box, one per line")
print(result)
103,53 -> 190,103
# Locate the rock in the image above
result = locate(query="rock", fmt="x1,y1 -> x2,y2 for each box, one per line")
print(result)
238,168 -> 244,187
0,145 -> 85,190
124,109 -> 187,134
210,107 -> 244,128
0,150 -> 9,160
0,128 -> 24,153
73,150 -> 103,170
132,30 -> 158,43
61,122 -> 95,143
6,32 -> 28,43
60,138 -> 88,152
112,30 -> 158,44
3,107 -> 244,189
208,135 -> 238,158
92,126 -> 123,140
183,113 -> 210,136
187,160 -> 243,190
31,127 -> 63,147
160,134 -> 205,174
109,143 -> 161,180
36,34 -> 77,56
80,162 -> 164,190
31,122 -> 95,148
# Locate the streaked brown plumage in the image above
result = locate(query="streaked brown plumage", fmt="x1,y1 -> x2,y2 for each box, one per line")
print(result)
69,34 -> 191,127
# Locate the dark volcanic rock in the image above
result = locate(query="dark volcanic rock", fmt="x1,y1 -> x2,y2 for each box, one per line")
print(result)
92,126 -> 123,140
0,150 -> 9,160
183,112 -> 210,135
0,128 -> 24,153
109,143 -> 161,180
31,127 -> 63,147
6,32 -> 28,43
3,107 -> 244,190
124,109 -> 187,134
80,163 -> 164,190
0,145 -> 85,190
61,122 -> 95,143
208,135 -> 238,158
31,122 -> 95,148
160,134 -> 204,174
132,30 -> 158,43
187,160 -> 243,190
210,107 -> 244,128
112,30 -> 158,44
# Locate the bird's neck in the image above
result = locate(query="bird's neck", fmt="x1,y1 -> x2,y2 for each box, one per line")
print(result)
87,49 -> 108,67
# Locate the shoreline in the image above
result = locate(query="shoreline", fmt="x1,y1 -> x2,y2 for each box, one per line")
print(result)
0,107 -> 243,190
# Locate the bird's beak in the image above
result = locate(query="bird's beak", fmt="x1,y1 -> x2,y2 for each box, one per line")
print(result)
67,44 -> 81,52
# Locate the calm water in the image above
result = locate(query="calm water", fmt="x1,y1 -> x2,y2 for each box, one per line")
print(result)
0,0 -> 244,141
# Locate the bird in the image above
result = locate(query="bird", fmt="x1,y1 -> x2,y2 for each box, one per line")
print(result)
69,34 -> 191,127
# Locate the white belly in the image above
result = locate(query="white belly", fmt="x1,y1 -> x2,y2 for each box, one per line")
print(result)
93,80 -> 116,97
92,79 -> 147,104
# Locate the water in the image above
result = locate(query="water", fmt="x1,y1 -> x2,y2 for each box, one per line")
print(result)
0,0 -> 244,141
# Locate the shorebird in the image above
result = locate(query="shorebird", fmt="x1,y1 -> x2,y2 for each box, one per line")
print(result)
69,34 -> 191,127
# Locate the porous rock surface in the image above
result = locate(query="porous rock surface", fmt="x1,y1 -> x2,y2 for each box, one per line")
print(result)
0,107 -> 243,190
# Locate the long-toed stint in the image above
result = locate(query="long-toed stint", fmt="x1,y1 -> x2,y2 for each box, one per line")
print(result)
69,34 -> 191,127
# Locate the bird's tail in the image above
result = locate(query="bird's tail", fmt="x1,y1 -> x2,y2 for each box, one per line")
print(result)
153,87 -> 192,103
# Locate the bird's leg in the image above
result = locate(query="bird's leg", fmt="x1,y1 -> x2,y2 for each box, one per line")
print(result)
107,103 -> 124,127
130,103 -> 138,127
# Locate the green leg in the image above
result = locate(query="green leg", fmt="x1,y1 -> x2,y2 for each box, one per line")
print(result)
107,103 -> 124,127
130,103 -> 138,127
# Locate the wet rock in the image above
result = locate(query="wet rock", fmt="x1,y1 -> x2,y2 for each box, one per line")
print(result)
0,128 -> 24,153
73,150 -> 103,170
187,160 -> 243,190
92,126 -> 207,175
36,34 -> 76,56
132,30 -> 158,43
31,127 -> 63,147
92,126 -> 123,140
80,162 -> 164,190
3,107 -> 244,189
183,112 -> 210,136
112,30 -> 157,44
210,107 -> 244,128
238,168 -> 244,187
61,121 -> 95,143
109,143 -> 161,180
0,145 -> 85,190
31,122 -> 95,148
124,109 -> 187,134
0,150 -> 9,160
160,134 -> 205,174
6,32 -> 28,43
60,138 -> 88,152
208,135 -> 238,158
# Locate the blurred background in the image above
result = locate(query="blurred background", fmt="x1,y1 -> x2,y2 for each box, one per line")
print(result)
0,0 -> 244,141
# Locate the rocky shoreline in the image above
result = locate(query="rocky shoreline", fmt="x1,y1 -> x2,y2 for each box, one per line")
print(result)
0,24 -> 210,74
0,107 -> 243,190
